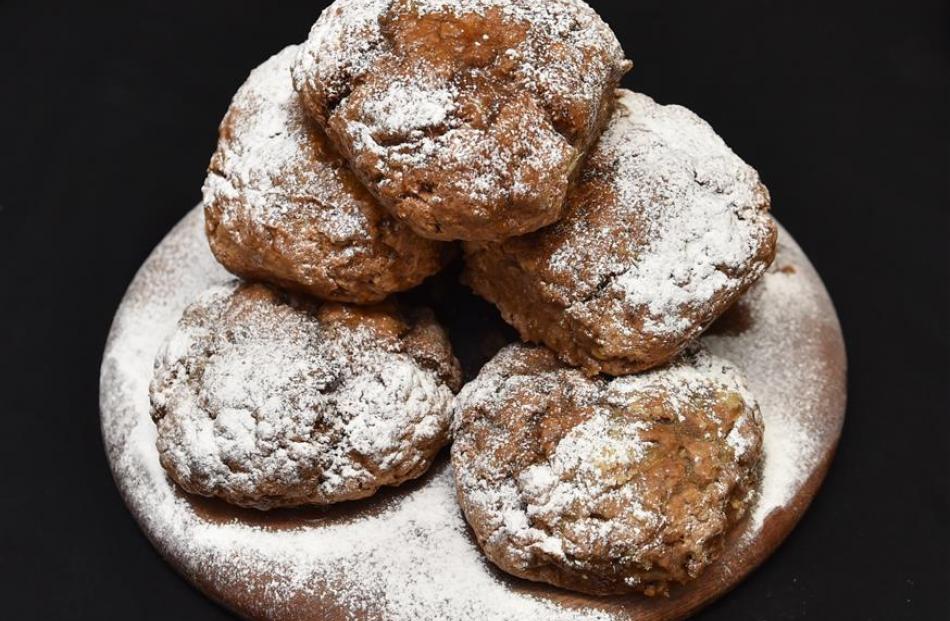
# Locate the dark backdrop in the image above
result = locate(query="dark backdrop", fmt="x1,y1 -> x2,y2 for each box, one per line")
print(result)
0,1 -> 947,619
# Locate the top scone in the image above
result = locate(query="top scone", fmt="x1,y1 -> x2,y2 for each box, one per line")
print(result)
292,0 -> 631,241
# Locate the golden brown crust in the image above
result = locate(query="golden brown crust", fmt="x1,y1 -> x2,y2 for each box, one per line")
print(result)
451,344 -> 764,596
203,46 -> 449,305
293,0 -> 631,241
464,91 -> 777,375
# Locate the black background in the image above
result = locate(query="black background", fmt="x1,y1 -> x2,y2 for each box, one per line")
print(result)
0,1 -> 948,619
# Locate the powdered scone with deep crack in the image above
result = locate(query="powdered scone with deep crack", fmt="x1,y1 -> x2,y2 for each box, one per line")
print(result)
292,0 -> 631,241
451,343 -> 764,596
149,282 -> 462,509
464,91 -> 777,375
203,46 -> 448,305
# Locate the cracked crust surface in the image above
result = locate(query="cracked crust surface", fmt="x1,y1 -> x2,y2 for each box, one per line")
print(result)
464,91 -> 777,374
149,281 -> 462,510
203,46 -> 448,305
292,0 -> 631,241
451,343 -> 763,596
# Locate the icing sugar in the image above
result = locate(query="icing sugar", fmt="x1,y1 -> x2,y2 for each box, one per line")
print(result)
298,0 -> 628,118
203,46 -> 371,242
705,258 -> 829,532
546,91 -> 775,339
292,0 -> 631,240
201,45 -> 447,304
361,79 -> 457,137
150,282 -> 456,508
452,345 -> 763,583
293,0 -> 391,107
100,208 -> 840,619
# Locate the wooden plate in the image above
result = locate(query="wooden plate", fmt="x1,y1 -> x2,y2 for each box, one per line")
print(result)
100,206 -> 846,621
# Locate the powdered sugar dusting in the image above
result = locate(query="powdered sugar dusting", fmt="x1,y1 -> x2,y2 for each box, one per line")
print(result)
102,208 -> 614,620
149,282 -> 456,508
293,0 -> 630,240
362,79 -> 457,136
293,0 -> 390,105
343,79 -> 572,209
704,244 -> 842,533
203,46 -> 371,242
298,0 -> 627,118
101,207 -> 844,619
452,345 -> 763,591
406,0 -> 626,116
547,91 -> 774,338
202,45 -> 448,304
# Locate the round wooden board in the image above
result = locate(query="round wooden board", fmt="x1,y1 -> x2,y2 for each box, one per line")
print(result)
100,206 -> 846,621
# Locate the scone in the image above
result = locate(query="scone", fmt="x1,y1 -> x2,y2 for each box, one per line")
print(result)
452,343 -> 764,596
203,46 -> 448,305
149,282 -> 462,509
464,91 -> 777,375
292,0 -> 631,241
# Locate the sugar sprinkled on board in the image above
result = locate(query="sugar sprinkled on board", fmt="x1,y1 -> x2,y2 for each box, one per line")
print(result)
100,207 -> 842,619
704,246 -> 834,534
102,209 -> 615,621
